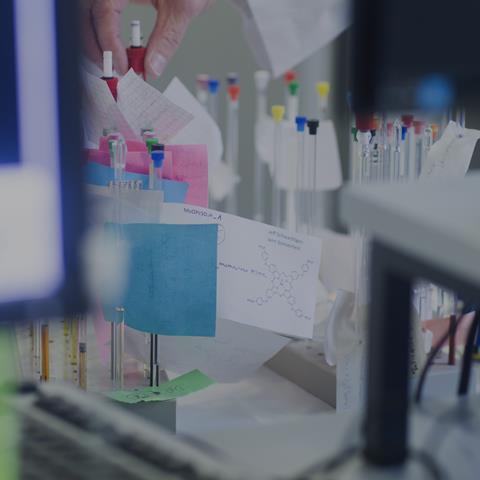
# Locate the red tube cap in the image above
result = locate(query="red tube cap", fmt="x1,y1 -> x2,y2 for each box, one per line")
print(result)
283,70 -> 297,85
401,114 -> 414,128
413,120 -> 425,135
103,77 -> 118,101
228,84 -> 240,102
356,113 -> 375,132
127,46 -> 146,79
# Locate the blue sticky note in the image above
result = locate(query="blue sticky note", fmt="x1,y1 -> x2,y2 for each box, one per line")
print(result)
85,162 -> 189,204
107,223 -> 217,337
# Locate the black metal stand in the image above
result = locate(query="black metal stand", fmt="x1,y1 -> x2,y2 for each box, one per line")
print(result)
363,240 -> 480,467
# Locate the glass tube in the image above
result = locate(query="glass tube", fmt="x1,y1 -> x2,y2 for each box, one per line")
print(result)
272,120 -> 283,228
225,94 -> 239,214
295,120 -> 306,233
253,72 -> 269,222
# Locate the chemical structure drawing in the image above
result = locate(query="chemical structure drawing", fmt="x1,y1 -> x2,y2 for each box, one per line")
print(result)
250,245 -> 314,319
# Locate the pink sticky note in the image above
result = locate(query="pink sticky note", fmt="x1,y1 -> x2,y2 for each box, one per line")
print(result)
85,141 -> 208,207
165,144 -> 208,207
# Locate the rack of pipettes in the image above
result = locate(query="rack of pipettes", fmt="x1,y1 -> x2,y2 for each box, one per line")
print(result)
349,108 -> 465,321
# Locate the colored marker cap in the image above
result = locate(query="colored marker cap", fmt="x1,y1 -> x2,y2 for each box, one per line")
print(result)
271,105 -> 285,123
284,70 -> 297,85
316,81 -> 330,98
196,74 -> 209,89
401,125 -> 407,140
295,116 -> 307,132
401,114 -> 414,127
152,150 -> 164,168
355,113 -> 374,132
226,72 -> 239,85
288,80 -> 300,96
307,119 -> 319,135
146,137 -> 159,153
208,79 -> 220,94
151,143 -> 165,152
228,84 -> 240,102
413,120 -> 425,135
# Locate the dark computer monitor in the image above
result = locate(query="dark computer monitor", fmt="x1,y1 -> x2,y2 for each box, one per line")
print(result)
352,0 -> 480,112
0,0 -> 86,320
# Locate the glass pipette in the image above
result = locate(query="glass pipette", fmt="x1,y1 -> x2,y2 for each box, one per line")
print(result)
456,107 -> 466,137
402,115 -> 415,181
271,105 -> 285,228
283,70 -> 297,107
307,119 -> 319,235
287,81 -> 299,122
355,114 -> 373,184
392,119 -> 403,182
413,120 -> 425,179
315,82 -> 330,122
423,125 -> 433,168
225,85 -> 240,214
295,116 -> 307,233
207,79 -> 220,124
383,122 -> 393,182
110,134 -> 127,389
253,70 -> 270,222
195,74 -> 209,108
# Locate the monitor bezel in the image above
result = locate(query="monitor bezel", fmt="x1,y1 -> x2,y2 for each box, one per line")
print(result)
0,0 -> 87,321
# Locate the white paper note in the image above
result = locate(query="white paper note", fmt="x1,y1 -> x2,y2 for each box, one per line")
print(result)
117,70 -> 193,143
421,121 -> 480,178
164,77 -> 223,168
256,117 -> 342,191
82,71 -> 137,143
125,319 -> 290,382
240,0 -> 351,77
160,204 -> 322,339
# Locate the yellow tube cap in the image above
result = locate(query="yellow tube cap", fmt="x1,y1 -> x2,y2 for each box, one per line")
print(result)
271,105 -> 285,123
316,81 -> 330,98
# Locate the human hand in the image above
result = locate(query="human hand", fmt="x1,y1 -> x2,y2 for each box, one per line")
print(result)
81,0 -> 214,78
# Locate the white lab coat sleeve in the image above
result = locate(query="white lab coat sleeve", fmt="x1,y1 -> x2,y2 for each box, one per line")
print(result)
230,0 -> 351,78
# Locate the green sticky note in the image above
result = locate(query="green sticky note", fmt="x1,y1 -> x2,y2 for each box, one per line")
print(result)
107,370 -> 215,405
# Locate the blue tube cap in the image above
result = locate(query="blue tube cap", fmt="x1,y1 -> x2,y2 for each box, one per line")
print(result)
208,79 -> 220,94
295,116 -> 307,133
152,150 -> 164,168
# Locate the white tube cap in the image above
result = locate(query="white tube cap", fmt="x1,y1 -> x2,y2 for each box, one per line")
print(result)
131,20 -> 142,47
254,70 -> 270,91
103,51 -> 113,78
